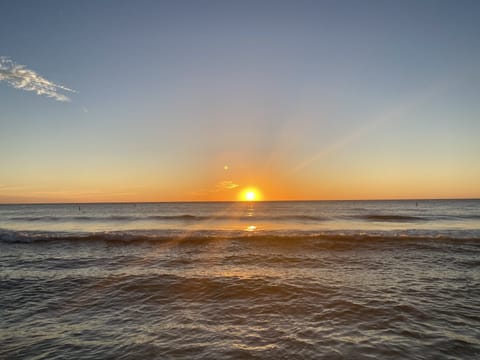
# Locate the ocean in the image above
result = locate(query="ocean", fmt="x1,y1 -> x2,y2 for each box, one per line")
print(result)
1,200 -> 479,359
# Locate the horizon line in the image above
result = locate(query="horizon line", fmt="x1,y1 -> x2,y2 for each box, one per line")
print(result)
0,197 -> 479,206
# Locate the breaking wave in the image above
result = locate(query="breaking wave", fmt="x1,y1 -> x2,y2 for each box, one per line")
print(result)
7,214 -> 330,223
1,228 -> 479,245
356,214 -> 426,222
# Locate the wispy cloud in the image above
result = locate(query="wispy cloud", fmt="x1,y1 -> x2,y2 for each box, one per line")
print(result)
215,181 -> 239,191
191,180 -> 240,197
0,57 -> 75,101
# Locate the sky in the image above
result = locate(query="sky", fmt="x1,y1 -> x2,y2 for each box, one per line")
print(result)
1,0 -> 479,203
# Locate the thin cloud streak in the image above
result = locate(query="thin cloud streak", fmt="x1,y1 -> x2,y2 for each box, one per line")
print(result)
0,57 -> 75,101
215,181 -> 239,191
191,180 -> 240,197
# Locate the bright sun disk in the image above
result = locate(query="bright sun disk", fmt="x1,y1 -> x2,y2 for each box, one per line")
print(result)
240,188 -> 262,201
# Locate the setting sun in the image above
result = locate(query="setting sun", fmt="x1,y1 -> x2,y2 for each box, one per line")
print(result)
240,188 -> 262,202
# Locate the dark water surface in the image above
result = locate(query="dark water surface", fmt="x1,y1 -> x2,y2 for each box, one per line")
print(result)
1,200 -> 480,359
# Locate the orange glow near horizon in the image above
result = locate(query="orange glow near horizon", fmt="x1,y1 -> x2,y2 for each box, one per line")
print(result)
1,158 -> 480,203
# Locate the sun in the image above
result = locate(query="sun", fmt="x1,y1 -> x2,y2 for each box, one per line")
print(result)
239,187 -> 262,201
246,191 -> 256,201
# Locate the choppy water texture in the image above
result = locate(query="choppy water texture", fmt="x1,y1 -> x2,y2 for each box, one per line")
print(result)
1,200 -> 480,359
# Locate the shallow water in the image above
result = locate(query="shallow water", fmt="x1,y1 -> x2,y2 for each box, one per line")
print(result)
1,200 -> 480,359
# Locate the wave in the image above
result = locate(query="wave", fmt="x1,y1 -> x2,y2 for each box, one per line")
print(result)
356,214 -> 427,222
356,214 -> 480,222
459,214 -> 480,220
9,213 -> 480,224
7,214 -> 329,223
1,228 -> 478,245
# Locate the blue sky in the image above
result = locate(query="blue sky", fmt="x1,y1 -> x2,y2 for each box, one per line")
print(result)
1,0 -> 479,202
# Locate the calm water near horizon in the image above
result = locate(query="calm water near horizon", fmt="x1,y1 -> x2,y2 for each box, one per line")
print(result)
1,200 -> 480,359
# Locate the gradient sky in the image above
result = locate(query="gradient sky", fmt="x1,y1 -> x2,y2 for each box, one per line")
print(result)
1,0 -> 479,202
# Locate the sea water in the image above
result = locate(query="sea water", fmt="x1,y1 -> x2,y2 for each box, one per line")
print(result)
1,200 -> 479,359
